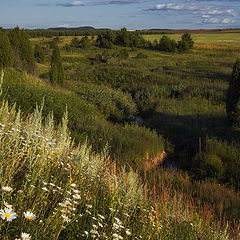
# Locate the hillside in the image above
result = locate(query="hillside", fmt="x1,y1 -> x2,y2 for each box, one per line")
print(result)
0,83 -> 233,239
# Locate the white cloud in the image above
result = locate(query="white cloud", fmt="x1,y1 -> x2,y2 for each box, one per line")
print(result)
222,18 -> 235,23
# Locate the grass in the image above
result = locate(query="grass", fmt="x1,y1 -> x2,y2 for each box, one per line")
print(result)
0,96 -> 234,239
143,32 -> 240,45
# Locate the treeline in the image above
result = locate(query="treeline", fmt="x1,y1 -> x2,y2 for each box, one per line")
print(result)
66,27 -> 194,52
151,33 -> 194,52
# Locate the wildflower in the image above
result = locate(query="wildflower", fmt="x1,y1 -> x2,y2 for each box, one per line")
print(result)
92,224 -> 98,229
98,214 -> 105,220
21,232 -> 31,239
113,233 -> 123,240
2,186 -> 13,192
86,204 -> 93,208
61,214 -> 71,223
24,211 -> 36,220
73,194 -> 81,200
71,183 -> 77,187
4,201 -> 13,208
73,189 -> 80,194
41,187 -> 48,191
126,230 -> 131,236
0,207 -> 17,221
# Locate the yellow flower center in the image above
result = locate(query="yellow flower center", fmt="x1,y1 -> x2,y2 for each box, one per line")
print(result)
26,216 -> 32,220
4,212 -> 11,218
22,237 -> 27,239
5,189 -> 10,192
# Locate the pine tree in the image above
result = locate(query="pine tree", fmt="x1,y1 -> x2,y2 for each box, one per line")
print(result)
0,30 -> 14,67
8,27 -> 35,73
177,33 -> 194,52
49,45 -> 65,85
226,59 -> 240,127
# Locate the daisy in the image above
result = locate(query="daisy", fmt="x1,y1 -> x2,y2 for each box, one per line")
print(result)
24,211 -> 36,220
73,194 -> 81,200
0,207 -> 17,221
2,186 -> 13,192
126,230 -> 131,236
61,214 -> 71,223
21,232 -> 31,239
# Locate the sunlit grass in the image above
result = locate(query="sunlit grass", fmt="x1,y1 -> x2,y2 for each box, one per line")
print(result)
0,69 -> 235,239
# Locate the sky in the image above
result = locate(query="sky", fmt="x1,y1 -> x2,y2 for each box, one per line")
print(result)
0,0 -> 240,30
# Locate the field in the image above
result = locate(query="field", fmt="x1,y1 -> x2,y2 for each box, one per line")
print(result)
143,32 -> 240,45
1,29 -> 240,239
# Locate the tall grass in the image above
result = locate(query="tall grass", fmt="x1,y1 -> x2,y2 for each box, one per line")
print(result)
0,73 -> 233,239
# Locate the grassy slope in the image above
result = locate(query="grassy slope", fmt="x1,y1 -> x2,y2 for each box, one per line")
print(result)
0,99 -> 232,239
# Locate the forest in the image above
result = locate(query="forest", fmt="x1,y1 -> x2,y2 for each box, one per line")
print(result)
0,26 -> 239,239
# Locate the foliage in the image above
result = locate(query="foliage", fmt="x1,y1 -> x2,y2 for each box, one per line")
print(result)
34,44 -> 45,63
68,83 -> 137,122
8,27 -> 35,73
49,36 -> 60,48
226,59 -> 240,127
158,35 -> 177,52
178,33 -> 194,52
0,30 -> 14,68
49,45 -> 65,85
0,99 -> 233,239
70,36 -> 91,49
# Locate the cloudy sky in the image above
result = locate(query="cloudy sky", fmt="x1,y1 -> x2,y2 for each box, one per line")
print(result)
1,0 -> 240,29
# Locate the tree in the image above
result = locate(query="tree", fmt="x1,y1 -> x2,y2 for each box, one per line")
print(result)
34,44 -> 45,63
226,59 -> 240,127
0,30 -> 14,67
8,27 -> 35,73
177,33 -> 194,52
49,45 -> 65,85
159,35 -> 177,52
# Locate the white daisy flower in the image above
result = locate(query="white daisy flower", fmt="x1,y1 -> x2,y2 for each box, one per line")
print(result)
73,194 -> 81,200
71,183 -> 77,187
61,214 -> 71,223
0,207 -> 17,221
24,211 -> 36,220
41,187 -> 48,191
21,232 -> 31,239
126,230 -> 131,235
2,186 -> 13,192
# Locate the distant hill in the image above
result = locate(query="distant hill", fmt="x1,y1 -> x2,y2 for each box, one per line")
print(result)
47,26 -> 96,31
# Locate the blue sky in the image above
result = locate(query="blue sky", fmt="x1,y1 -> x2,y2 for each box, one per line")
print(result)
1,0 -> 240,29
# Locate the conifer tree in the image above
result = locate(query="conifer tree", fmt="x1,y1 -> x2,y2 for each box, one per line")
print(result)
8,27 -> 35,73
226,59 -> 240,127
0,30 -> 14,67
49,44 -> 65,85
